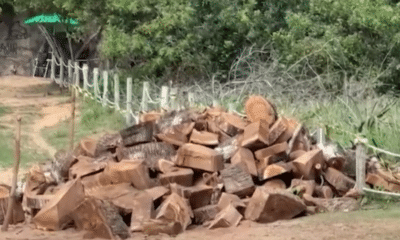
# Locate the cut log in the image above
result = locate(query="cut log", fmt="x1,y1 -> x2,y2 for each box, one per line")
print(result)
208,204 -> 243,229
193,204 -> 219,225
263,179 -> 287,190
170,183 -> 214,210
262,162 -> 290,180
254,142 -> 288,161
119,121 -> 155,147
0,185 -> 25,225
159,167 -> 194,187
156,131 -> 188,147
241,120 -> 269,149
33,179 -> 85,231
244,187 -> 306,223
69,156 -> 107,180
245,95 -> 276,126
217,192 -> 246,211
267,117 -> 287,145
175,143 -> 224,172
218,112 -> 247,136
231,148 -> 258,176
324,167 -> 355,195
141,219 -> 183,236
79,138 -> 97,158
155,193 -> 193,230
302,194 -> 359,213
214,135 -> 241,162
71,197 -> 130,239
94,133 -> 122,157
292,149 -> 325,180
189,129 -> 219,146
102,160 -> 154,190
117,142 -> 176,170
220,164 -> 255,198
275,118 -> 298,144
290,179 -> 316,196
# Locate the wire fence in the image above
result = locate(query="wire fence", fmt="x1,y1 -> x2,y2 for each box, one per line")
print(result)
47,53 -> 223,126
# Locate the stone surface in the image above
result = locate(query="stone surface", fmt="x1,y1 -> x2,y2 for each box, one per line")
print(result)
231,147 -> 258,176
189,129 -> 219,146
220,164 -> 255,198
175,143 -> 224,172
159,167 -> 194,187
244,187 -> 306,223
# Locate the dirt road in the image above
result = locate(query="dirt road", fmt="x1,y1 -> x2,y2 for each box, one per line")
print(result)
0,75 -> 74,185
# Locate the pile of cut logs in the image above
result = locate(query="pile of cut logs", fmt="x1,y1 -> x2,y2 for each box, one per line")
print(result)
1,95 -> 400,239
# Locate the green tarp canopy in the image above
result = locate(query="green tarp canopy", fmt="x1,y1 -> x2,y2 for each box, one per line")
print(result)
24,13 -> 78,33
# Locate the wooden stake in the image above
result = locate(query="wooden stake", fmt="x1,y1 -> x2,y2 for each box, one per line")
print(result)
1,116 -> 22,232
70,86 -> 76,151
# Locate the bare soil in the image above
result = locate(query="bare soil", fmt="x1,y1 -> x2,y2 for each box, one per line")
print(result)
0,75 -> 399,240
0,75 -> 74,185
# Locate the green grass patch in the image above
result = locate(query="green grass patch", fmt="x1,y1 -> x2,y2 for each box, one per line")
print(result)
0,104 -> 11,118
42,96 -> 126,152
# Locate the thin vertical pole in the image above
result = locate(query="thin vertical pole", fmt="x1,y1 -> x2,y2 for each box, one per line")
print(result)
126,77 -> 133,126
1,116 -> 22,232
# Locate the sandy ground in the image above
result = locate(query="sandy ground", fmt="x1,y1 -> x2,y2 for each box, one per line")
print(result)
0,75 -> 400,240
0,75 -> 73,185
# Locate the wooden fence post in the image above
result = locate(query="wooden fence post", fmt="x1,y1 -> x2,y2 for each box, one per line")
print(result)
356,144 -> 366,192
188,92 -> 194,108
161,86 -> 169,110
83,64 -> 89,92
141,81 -> 149,112
51,53 -> 55,80
114,73 -> 120,110
228,103 -> 234,113
126,77 -> 133,126
60,58 -> 64,83
170,87 -> 177,110
102,71 -> 108,107
93,68 -> 99,100
74,62 -> 80,88
1,116 -> 21,232
68,59 -> 72,83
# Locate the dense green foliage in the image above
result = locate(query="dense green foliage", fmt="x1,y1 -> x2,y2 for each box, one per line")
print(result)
3,0 -> 400,88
